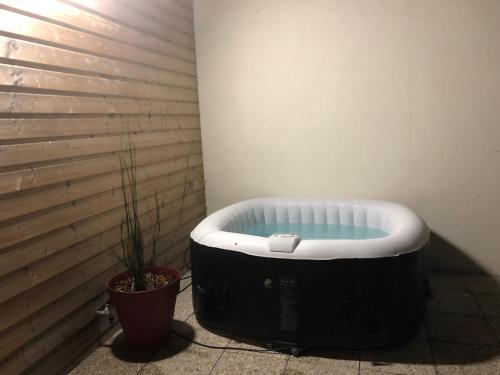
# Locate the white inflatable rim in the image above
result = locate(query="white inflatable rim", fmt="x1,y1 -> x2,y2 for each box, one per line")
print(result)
191,198 -> 430,260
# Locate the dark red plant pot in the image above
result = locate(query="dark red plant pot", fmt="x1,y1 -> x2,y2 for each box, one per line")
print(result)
108,266 -> 180,348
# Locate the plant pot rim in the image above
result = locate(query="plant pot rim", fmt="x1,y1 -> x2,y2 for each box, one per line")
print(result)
107,266 -> 180,295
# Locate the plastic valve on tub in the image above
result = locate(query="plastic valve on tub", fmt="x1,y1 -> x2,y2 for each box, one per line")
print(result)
267,234 -> 301,253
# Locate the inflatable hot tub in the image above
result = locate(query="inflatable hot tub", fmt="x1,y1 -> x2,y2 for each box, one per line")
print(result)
190,198 -> 430,351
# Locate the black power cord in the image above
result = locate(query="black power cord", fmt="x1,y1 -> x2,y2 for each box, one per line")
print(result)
170,329 -> 290,354
174,275 -> 290,354
178,274 -> 192,294
178,282 -> 192,294
97,274 -> 291,355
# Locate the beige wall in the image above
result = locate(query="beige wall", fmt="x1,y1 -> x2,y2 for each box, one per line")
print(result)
194,0 -> 500,275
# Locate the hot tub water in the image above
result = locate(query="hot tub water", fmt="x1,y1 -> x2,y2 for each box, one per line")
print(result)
239,222 -> 388,240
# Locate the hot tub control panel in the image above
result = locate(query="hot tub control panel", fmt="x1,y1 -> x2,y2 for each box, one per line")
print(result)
279,278 -> 300,332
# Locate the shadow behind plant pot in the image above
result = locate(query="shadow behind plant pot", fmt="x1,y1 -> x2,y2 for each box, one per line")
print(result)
108,266 -> 180,348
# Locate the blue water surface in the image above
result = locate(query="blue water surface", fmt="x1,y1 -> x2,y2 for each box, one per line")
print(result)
241,223 -> 388,240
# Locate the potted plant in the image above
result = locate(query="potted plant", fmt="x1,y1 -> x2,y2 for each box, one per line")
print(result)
107,140 -> 181,348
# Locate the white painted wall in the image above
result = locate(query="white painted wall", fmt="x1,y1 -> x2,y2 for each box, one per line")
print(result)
193,0 -> 500,275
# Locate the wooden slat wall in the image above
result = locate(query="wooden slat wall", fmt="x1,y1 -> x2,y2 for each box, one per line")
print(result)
0,0 -> 203,373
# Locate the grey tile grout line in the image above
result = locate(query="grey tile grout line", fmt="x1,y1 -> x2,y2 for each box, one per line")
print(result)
184,311 -> 195,323
426,281 -> 500,348
426,310 -> 490,318
425,337 -> 500,348
207,350 -> 226,375
469,290 -> 500,346
431,289 -> 499,297
427,281 -> 446,375
208,334 -> 231,375
430,273 -> 500,296
281,354 -> 291,375
136,350 -> 157,375
465,291 -> 499,296
427,277 -> 498,374
423,320 -> 439,375
425,317 -> 495,346
135,283 -> 195,375
179,282 -> 226,375
136,364 -> 148,375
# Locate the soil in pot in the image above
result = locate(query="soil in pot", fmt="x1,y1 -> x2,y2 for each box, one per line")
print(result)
111,272 -> 173,292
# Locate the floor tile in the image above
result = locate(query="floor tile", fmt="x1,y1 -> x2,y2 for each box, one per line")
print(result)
144,332 -> 222,375
360,339 -> 436,375
70,272 -> 500,375
68,345 -> 149,375
285,359 -> 359,375
475,293 -> 500,317
178,314 -> 231,347
138,364 -> 162,374
211,351 -> 287,375
486,317 -> 500,343
430,342 -> 500,375
463,275 -> 500,295
429,273 -> 467,293
359,370 -> 433,375
174,285 -> 194,322
143,347 -> 221,375
426,314 -> 497,345
426,291 -> 481,316
179,271 -> 192,290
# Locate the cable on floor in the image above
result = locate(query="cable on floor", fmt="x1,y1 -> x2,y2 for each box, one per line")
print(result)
99,274 -> 289,355
170,329 -> 290,354
178,281 -> 192,294
173,276 -> 290,355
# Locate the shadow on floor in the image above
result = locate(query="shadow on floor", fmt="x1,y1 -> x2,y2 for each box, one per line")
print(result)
109,320 -> 195,363
196,231 -> 500,367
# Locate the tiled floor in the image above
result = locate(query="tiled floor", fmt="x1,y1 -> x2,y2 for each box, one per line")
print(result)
70,272 -> 500,375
